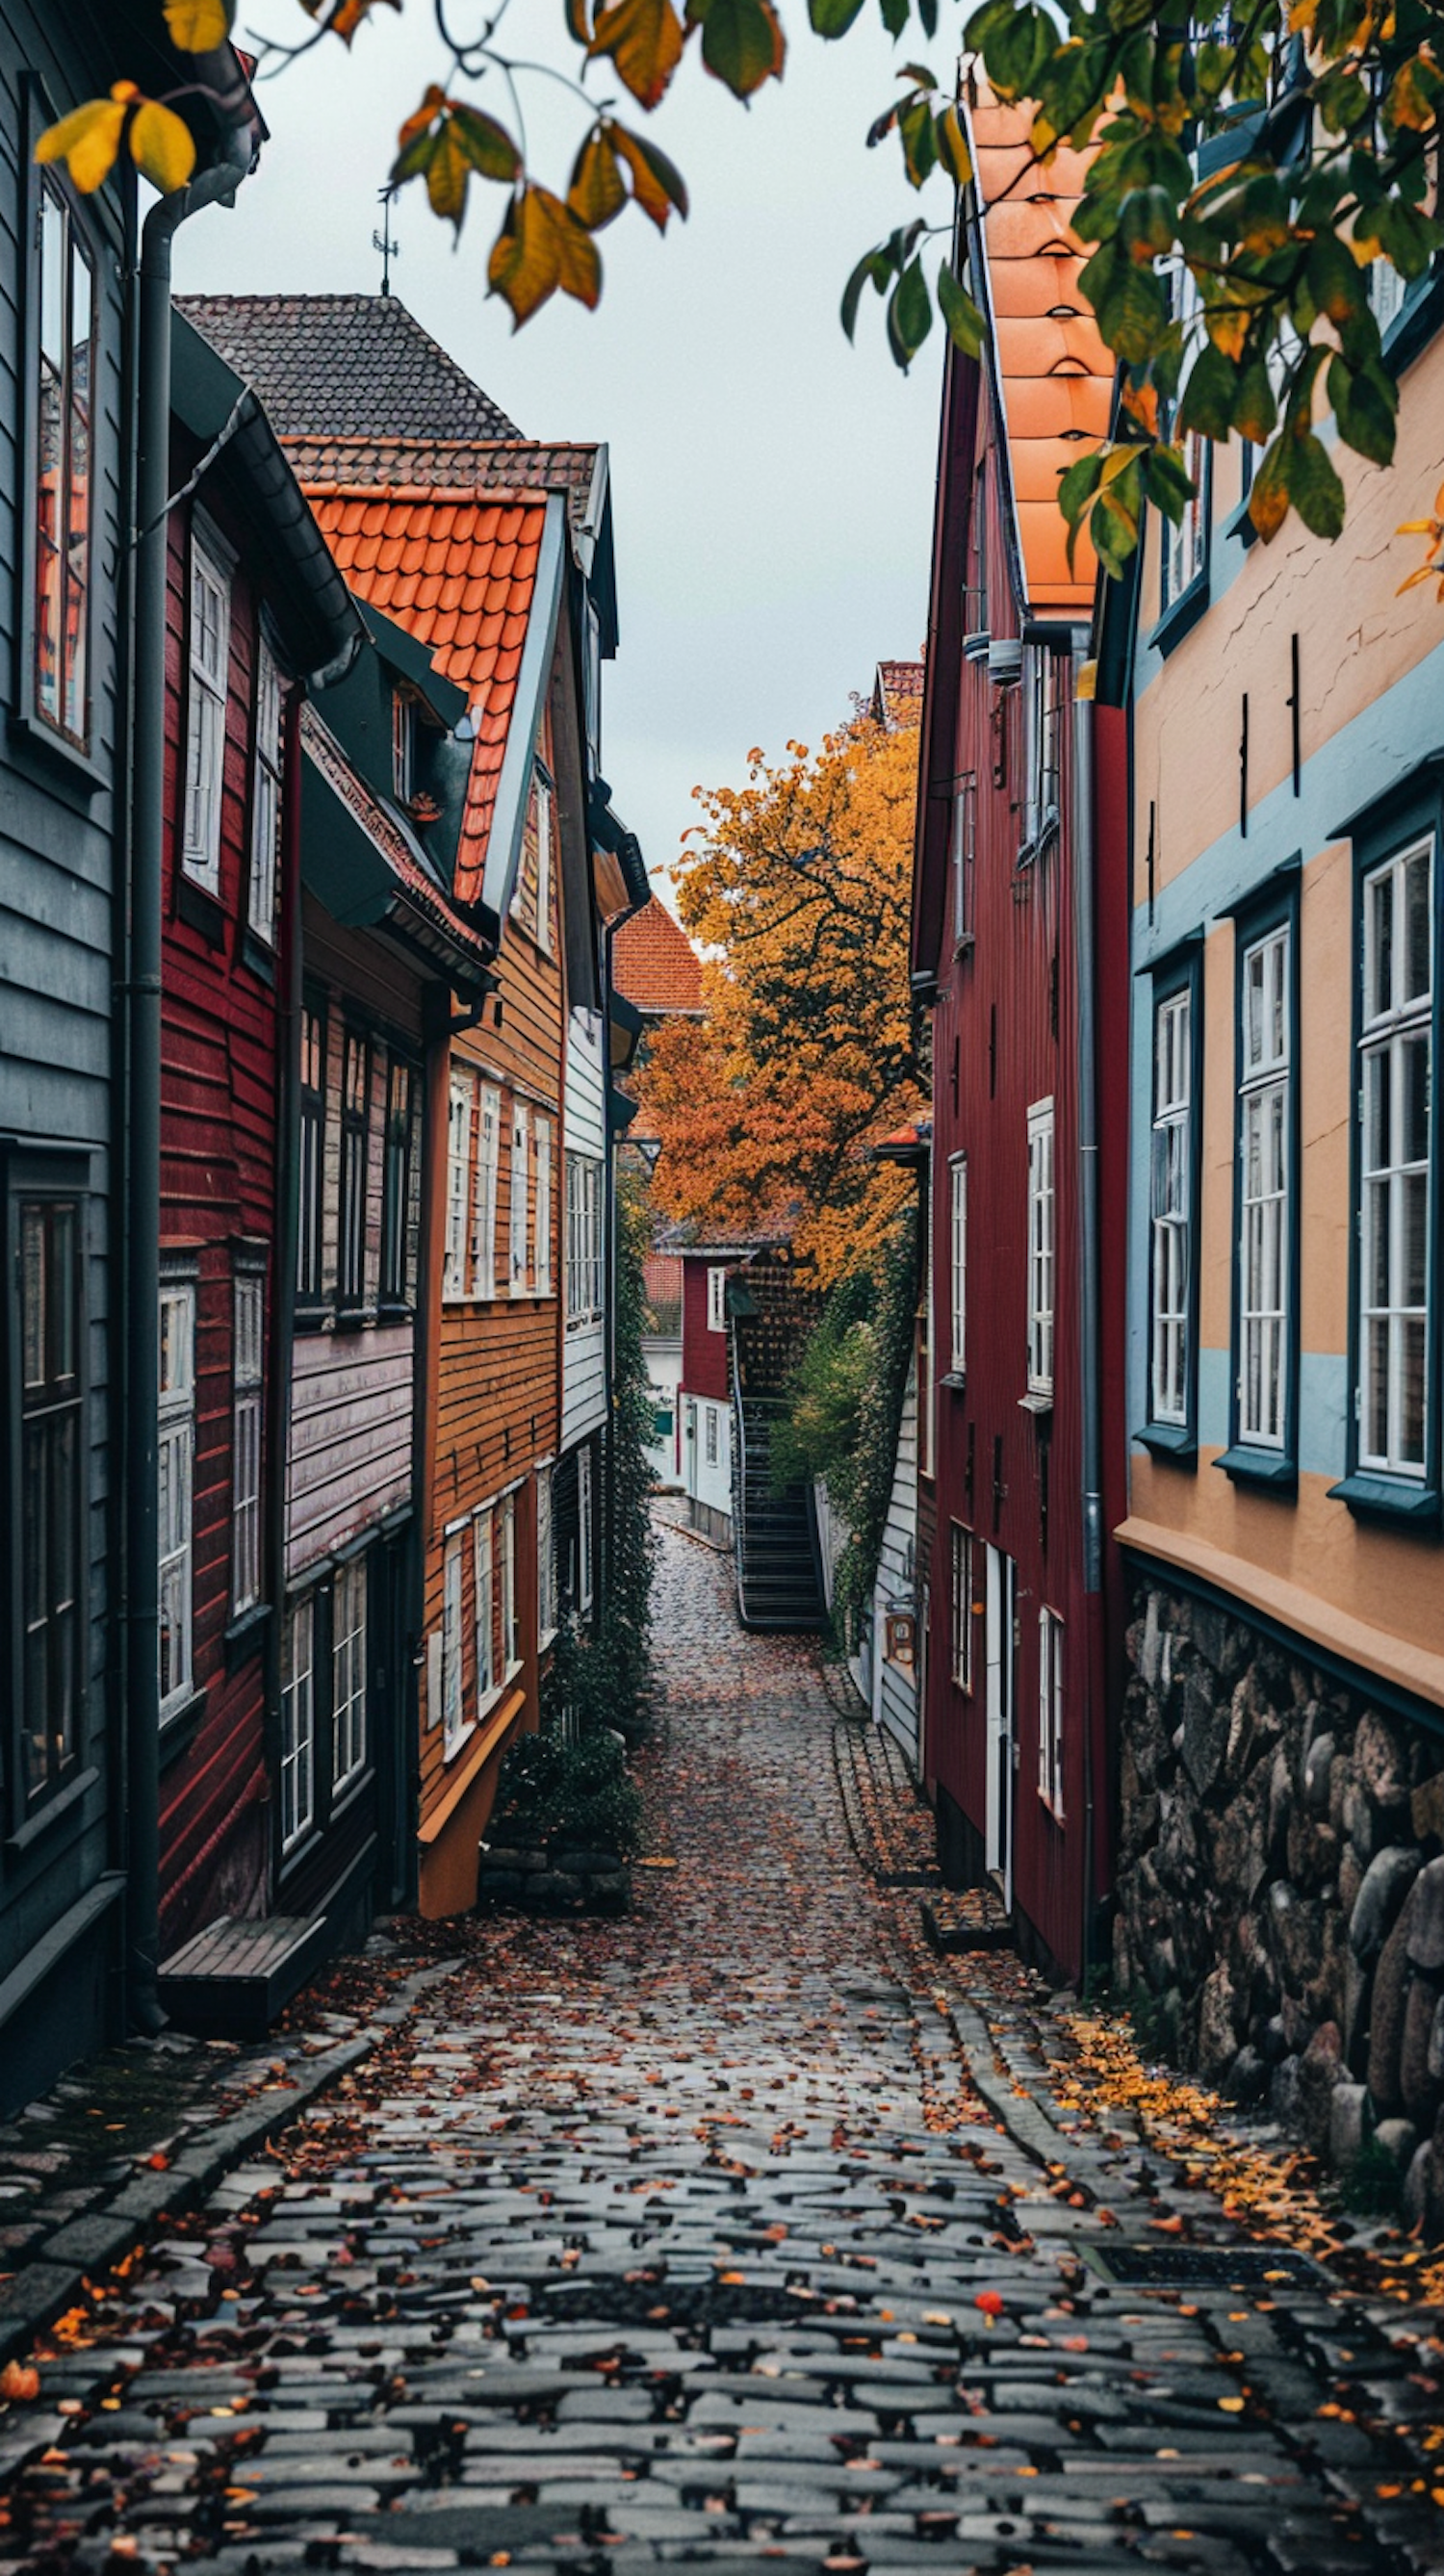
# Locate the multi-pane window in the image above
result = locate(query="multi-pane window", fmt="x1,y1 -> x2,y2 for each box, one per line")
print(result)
1026,1099 -> 1055,1397
442,1529 -> 465,1754
534,1115 -> 554,1298
509,1103 -> 530,1293
158,1280 -> 195,1716
297,1003 -> 325,1305
380,1056 -> 414,1309
951,773 -> 976,951
949,1522 -> 973,1692
1150,988 -> 1194,1426
705,1404 -> 719,1468
949,1155 -> 967,1375
1161,433 -> 1208,612
19,1197 -> 82,1802
183,535 -> 230,890
444,1072 -> 472,1302
966,456 -> 988,637
1023,651 -> 1064,855
1359,837 -> 1433,1477
232,1270 -> 264,1614
1038,1609 -> 1064,1816
473,1079 -> 500,1299
332,1556 -> 367,1791
708,1266 -> 726,1332
566,1153 -> 604,1322
578,1447 -> 594,1615
338,1033 -> 369,1310
33,176 -> 94,748
248,637 -> 282,940
535,771 -> 554,951
280,1594 -> 315,1849
474,1507 -> 496,1709
501,1492 -> 520,1670
537,1464 -> 555,1645
1238,922 -> 1291,1448
392,688 -> 416,803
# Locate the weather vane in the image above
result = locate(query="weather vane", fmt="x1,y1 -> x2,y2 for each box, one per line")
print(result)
373,191 -> 400,297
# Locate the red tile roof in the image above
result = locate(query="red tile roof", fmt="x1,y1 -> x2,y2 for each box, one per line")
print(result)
288,436 -> 602,532
612,897 -> 705,1017
306,483 -> 548,904
873,659 -> 925,728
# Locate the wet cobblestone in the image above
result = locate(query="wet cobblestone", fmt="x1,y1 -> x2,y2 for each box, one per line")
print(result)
0,1528 -> 1440,2574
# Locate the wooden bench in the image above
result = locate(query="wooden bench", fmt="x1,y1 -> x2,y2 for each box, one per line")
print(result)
159,1913 -> 330,2041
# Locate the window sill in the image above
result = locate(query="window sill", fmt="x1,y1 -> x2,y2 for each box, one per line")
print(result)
1216,1443 -> 1296,1491
377,1300 -> 415,1326
176,873 -> 227,947
1134,1421 -> 1198,1465
8,707 -> 108,798
5,1763 -> 99,1858
224,1601 -> 271,1666
1019,1388 -> 1053,1417
1147,570 -> 1210,659
294,1302 -> 331,1335
444,1720 -> 477,1767
278,1824 -> 322,1881
242,929 -> 277,985
334,1304 -> 377,1333
331,1764 -> 373,1818
159,1689 -> 207,1774
1328,1471 -> 1441,1529
940,1370 -> 967,1394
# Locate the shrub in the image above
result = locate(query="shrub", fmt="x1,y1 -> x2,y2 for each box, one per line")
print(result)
489,1726 -> 642,1857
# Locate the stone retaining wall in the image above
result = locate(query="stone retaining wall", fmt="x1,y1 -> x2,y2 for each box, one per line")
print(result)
1116,1575 -> 1444,2228
476,1843 -> 632,1915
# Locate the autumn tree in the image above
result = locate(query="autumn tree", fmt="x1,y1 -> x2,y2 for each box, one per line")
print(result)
43,3 -> 1444,580
637,708 -> 925,1289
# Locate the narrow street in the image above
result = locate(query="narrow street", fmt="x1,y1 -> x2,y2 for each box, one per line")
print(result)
1,1530 -> 1438,2575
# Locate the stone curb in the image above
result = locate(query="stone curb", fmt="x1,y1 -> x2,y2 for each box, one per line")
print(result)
0,1960 -> 459,2370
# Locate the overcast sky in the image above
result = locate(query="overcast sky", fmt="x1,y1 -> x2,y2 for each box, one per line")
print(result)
175,8 -> 944,908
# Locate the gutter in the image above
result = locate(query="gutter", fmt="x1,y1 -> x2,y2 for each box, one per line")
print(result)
1072,644 -> 1103,1993
124,116 -> 256,2038
600,819 -> 651,1616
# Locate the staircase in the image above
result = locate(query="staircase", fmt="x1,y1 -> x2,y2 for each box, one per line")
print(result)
733,1394 -> 827,1631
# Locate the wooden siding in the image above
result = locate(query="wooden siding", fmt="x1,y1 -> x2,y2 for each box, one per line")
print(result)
874,1358 -> 919,1769
562,1006 -> 606,1447
0,7 -> 128,2079
682,1255 -> 730,1402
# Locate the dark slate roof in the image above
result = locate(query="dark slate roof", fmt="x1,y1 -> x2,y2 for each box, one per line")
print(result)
175,294 -> 522,442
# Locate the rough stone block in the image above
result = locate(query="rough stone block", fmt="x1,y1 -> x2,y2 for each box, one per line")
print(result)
1400,1973 -> 1443,2126
1348,1846 -> 1419,1961
1366,1885 -> 1419,2115
1405,1854 -> 1444,1971
1354,1711 -> 1409,1813
1374,2116 -> 1419,2170
1410,1769 -> 1444,1846
1197,1964 -> 1239,2080
1328,2081 -> 1368,2168
1225,2046 -> 1268,2107
1303,1734 -> 1335,1813
1180,1668 -> 1230,1796
1402,2141 -> 1433,2229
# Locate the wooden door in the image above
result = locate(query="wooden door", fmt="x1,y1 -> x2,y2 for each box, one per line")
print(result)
985,1545 -> 1017,1907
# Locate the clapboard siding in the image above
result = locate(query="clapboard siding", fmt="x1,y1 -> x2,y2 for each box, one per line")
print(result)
562,1006 -> 607,1447
289,1326 -> 415,1577
874,1360 -> 919,1769
0,2 -> 129,2097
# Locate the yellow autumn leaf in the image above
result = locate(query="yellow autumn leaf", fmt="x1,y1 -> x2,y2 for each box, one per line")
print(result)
35,92 -> 128,194
568,129 -> 628,231
163,0 -> 231,48
425,117 -> 472,229
587,0 -> 684,112
130,98 -> 197,193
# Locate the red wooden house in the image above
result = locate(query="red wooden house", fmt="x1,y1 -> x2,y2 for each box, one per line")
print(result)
156,314 -> 363,1961
911,98 -> 1127,1982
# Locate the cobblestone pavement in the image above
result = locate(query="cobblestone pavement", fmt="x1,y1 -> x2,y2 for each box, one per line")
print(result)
2,1528 -> 1441,2574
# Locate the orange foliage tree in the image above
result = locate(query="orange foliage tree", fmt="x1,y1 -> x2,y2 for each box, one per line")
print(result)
638,708 -> 925,1288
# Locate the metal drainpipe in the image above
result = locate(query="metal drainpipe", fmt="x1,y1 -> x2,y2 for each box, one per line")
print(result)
125,138 -> 253,2037
1071,650 -> 1101,1995
601,889 -> 646,1612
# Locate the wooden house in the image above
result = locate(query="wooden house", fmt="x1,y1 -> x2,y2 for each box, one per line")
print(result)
176,297 -> 634,1916
910,96 -> 1124,1982
156,315 -> 364,1966
0,4 -> 261,2104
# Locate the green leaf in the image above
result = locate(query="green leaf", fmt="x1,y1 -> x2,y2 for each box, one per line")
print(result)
451,102 -> 522,181
887,257 -> 932,369
841,245 -> 884,342
1328,356 -> 1397,469
810,0 -> 865,32
898,93 -> 938,189
936,259 -> 984,354
1288,431 -> 1346,541
688,0 -> 786,96
1232,356 -> 1276,448
1092,485 -> 1141,580
1094,256 -> 1169,366
1307,228 -> 1368,331
611,121 -> 689,228
1143,442 -> 1196,528
878,0 -> 909,35
1177,339 -> 1237,441
934,102 -> 972,187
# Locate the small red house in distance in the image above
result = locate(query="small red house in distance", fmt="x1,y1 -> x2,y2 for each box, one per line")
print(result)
911,95 -> 1128,1984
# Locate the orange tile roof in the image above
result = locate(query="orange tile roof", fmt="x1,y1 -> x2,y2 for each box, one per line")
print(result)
967,91 -> 1112,611
612,897 -> 705,1018
306,483 -> 548,904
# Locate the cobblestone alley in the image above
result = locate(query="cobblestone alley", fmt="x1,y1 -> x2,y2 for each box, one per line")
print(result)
1,1528 -> 1440,2576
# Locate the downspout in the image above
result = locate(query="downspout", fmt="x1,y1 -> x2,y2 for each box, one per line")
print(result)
601,889 -> 648,1613
1072,647 -> 1102,1996
124,134 -> 253,2036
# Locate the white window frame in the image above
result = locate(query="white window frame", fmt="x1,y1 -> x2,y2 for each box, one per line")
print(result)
708,1266 -> 727,1332
444,1071 -> 472,1302
232,1269 -> 264,1615
474,1506 -> 496,1713
1026,1098 -> 1055,1399
1237,921 -> 1291,1450
948,1154 -> 967,1377
704,1404 -> 719,1468
949,1522 -> 973,1692
578,1446 -> 594,1615
332,1555 -> 368,1793
280,1592 -> 316,1851
920,1238 -> 936,1481
441,1527 -> 466,1756
183,534 -> 230,892
473,1079 -> 500,1300
951,771 -> 976,951
1038,1607 -> 1064,1816
535,768 -> 554,951
248,635 -> 282,941
534,1115 -> 554,1300
158,1279 -> 195,1716
1023,650 -> 1064,857
1358,835 -> 1433,1479
501,1490 -> 520,1672
1150,989 -> 1194,1427
509,1101 -> 529,1295
536,1463 -> 555,1647
566,1152 -> 605,1323
1161,432 -> 1208,613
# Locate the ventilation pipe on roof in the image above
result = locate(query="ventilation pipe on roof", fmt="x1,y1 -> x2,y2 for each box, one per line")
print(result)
124,113 -> 258,2041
